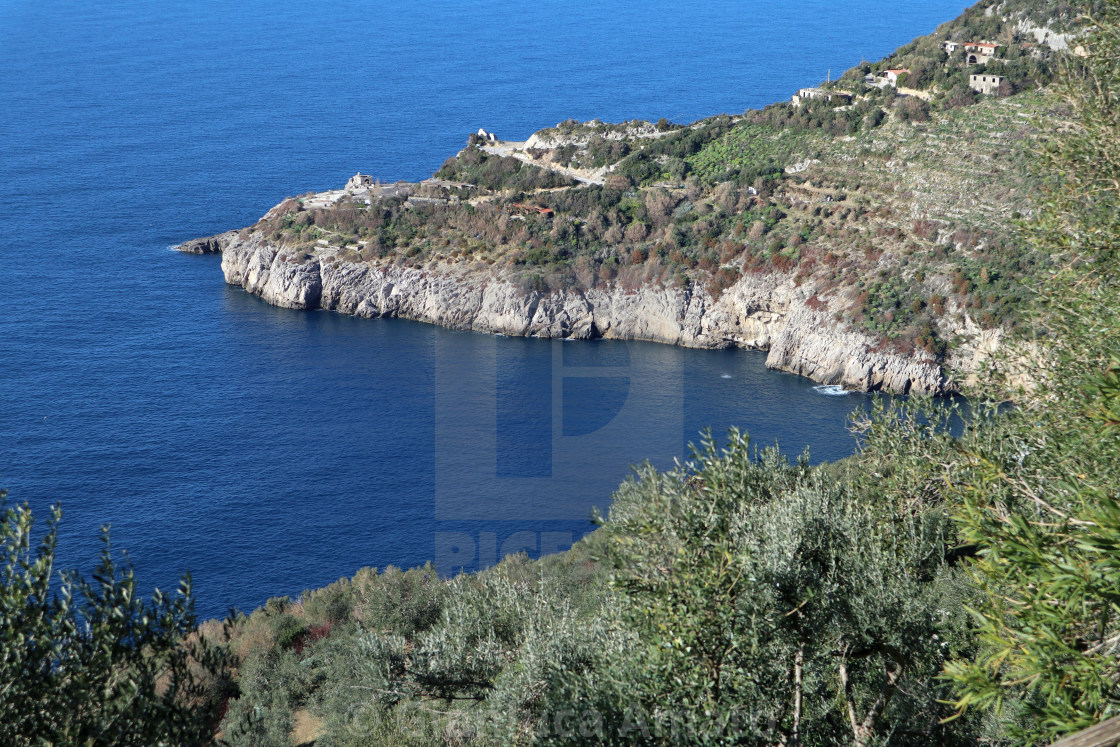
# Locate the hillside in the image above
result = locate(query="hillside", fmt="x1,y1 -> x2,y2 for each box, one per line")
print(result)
107,1 -> 1120,745
179,0 -> 1086,393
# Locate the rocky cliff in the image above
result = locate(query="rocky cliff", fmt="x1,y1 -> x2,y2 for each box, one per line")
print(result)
176,0 -> 1069,397
181,230 -> 950,394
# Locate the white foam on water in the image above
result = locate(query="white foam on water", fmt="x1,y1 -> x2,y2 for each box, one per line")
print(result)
813,384 -> 851,396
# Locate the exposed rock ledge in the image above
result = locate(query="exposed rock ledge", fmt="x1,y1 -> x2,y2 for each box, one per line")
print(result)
180,230 -> 957,395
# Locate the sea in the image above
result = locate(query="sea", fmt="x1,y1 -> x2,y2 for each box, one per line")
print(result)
0,0 -> 971,620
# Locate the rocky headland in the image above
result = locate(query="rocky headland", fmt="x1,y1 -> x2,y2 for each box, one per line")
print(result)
179,1 -> 1068,394
179,229 -> 968,394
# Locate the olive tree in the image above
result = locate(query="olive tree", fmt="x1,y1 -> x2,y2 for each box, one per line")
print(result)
0,493 -> 229,745
548,431 -> 981,746
941,2 -> 1120,741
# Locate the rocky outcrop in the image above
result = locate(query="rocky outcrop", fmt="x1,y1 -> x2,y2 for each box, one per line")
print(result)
180,231 -> 951,394
1014,18 -> 1075,51
176,232 -> 236,255
764,305 -> 943,394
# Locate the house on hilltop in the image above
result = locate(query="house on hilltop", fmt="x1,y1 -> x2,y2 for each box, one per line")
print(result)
345,173 -> 373,191
964,42 -> 999,64
880,68 -> 911,86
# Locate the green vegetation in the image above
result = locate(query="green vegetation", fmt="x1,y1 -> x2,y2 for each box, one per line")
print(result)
8,0 -> 1120,744
0,497 -> 230,745
573,429 -> 983,746
435,147 -> 577,192
686,123 -> 820,185
216,554 -> 611,745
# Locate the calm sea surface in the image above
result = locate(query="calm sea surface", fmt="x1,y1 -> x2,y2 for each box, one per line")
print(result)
0,0 -> 969,619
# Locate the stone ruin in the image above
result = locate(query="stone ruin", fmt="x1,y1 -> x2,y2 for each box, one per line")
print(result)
345,173 -> 374,191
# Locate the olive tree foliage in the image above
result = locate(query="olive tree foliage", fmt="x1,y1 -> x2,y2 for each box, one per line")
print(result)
0,494 -> 229,746
543,431 -> 983,746
218,553 -> 619,747
937,2 -> 1120,741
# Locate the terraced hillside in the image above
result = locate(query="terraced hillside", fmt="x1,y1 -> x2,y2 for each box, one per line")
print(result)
183,0 -> 1082,390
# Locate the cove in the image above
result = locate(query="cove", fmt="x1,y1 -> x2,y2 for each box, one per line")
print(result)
1,0 -> 971,619
1,250 -> 885,621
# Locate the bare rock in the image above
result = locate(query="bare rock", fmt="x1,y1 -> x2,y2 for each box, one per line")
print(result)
214,232 -> 957,394
174,231 -> 237,255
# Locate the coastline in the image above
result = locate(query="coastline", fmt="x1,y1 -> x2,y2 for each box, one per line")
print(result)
178,229 -> 957,394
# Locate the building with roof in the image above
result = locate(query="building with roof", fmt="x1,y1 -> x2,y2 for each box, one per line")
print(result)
511,203 -> 554,218
964,42 -> 999,64
880,68 -> 911,86
791,87 -> 853,106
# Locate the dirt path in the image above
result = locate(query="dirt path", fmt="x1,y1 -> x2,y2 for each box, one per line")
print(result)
480,142 -> 607,185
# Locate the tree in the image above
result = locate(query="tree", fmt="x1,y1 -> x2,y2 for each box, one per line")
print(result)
554,430 -> 981,746
0,493 -> 229,745
942,2 -> 1120,742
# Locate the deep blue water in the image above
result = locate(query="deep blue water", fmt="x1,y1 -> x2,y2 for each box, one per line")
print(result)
1,0 -> 970,619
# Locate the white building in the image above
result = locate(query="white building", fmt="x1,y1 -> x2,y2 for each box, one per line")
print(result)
791,87 -> 852,106
880,68 -> 911,86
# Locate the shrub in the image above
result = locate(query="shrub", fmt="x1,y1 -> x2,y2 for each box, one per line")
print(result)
352,564 -> 447,637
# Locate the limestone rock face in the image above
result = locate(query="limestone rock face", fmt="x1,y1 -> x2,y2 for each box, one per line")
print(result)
261,254 -> 322,310
764,306 -> 945,394
182,231 -> 955,394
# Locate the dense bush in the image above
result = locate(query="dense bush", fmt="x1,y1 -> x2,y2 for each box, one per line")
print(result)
551,429 -> 985,746
436,147 -> 576,192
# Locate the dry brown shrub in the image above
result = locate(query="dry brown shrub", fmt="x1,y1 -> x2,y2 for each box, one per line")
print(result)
624,222 -> 648,242
644,188 -> 675,225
